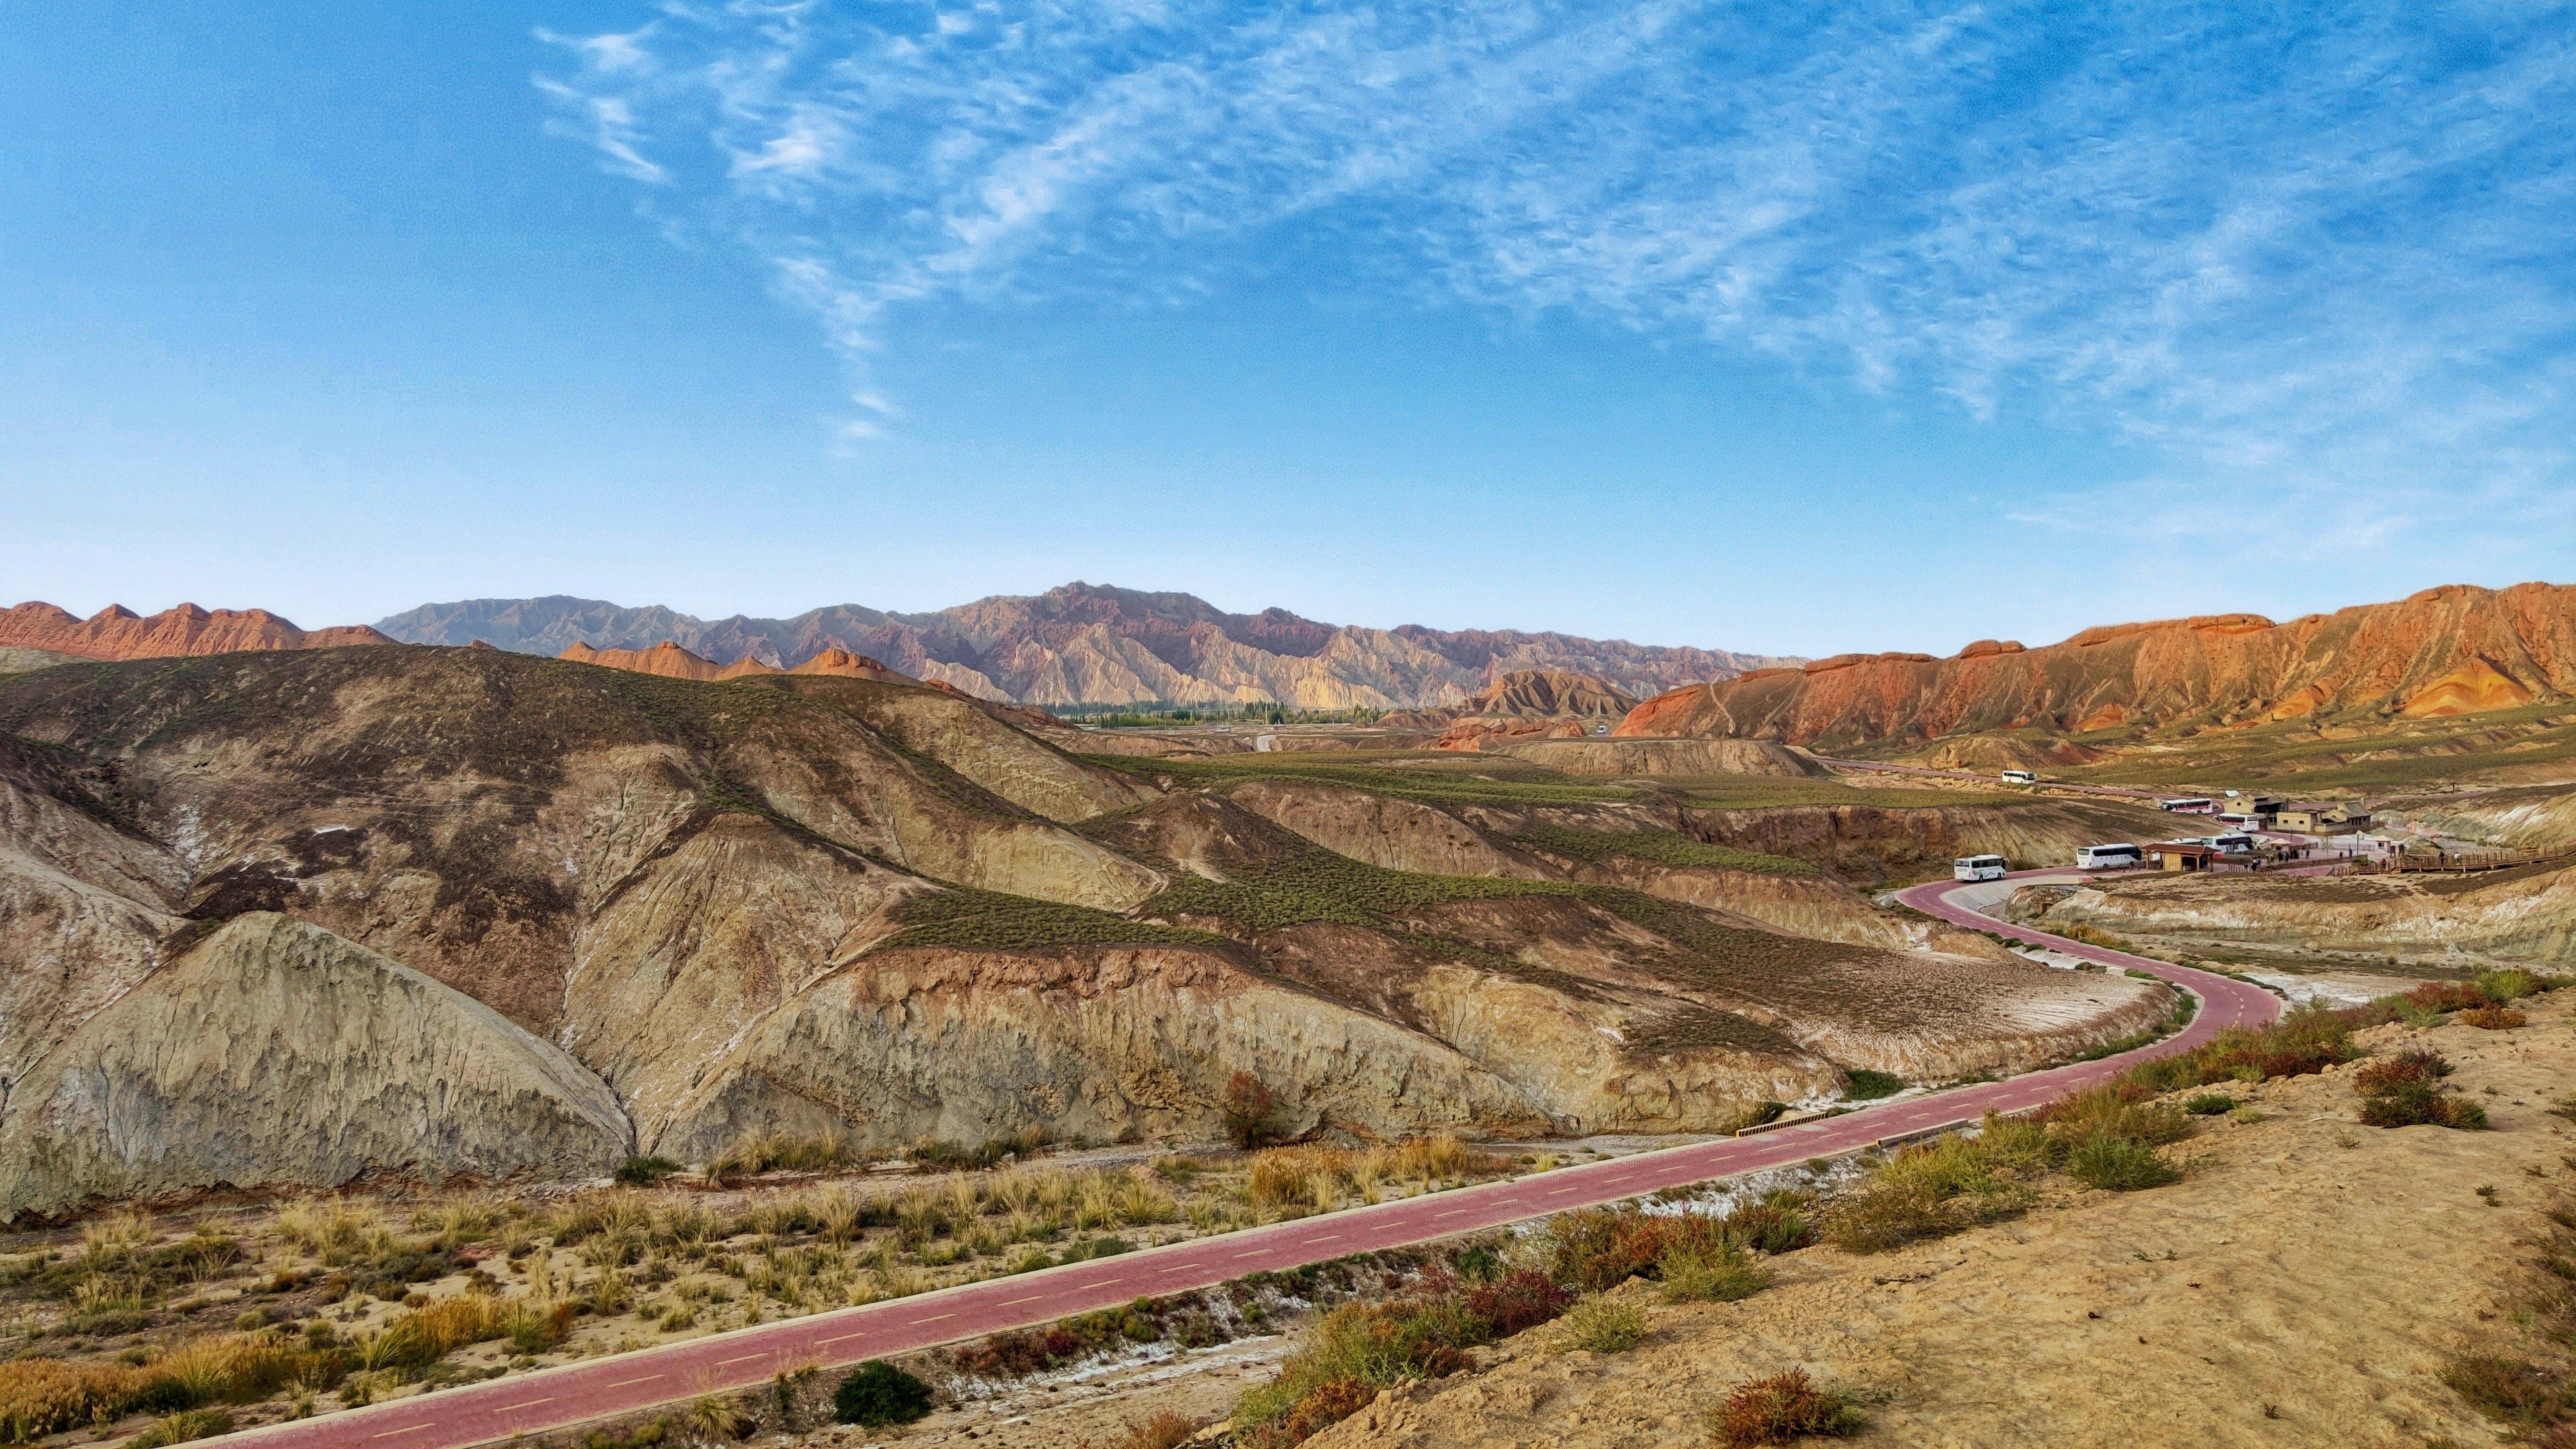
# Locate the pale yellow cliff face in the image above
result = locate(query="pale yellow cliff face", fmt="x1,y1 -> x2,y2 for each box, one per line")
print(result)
0,915 -> 633,1220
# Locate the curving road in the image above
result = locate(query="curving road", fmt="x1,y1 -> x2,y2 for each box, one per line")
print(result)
218,871 -> 2278,1449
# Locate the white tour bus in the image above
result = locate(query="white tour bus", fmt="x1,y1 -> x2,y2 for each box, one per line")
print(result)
2076,843 -> 2144,869
2208,832 -> 2256,854
2157,797 -> 2215,813
1953,854 -> 2010,882
1999,769 -> 2038,784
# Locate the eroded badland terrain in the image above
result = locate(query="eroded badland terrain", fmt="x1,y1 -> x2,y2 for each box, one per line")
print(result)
3,577 -> 2576,1446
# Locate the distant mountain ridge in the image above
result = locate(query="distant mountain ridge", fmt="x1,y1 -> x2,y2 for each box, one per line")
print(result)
377,583 -> 1796,710
0,601 -> 391,661
1615,581 -> 2576,749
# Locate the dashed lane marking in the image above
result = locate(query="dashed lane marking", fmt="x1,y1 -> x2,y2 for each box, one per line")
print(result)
371,1428 -> 432,1440
496,1399 -> 554,1413
607,1375 -> 664,1388
717,1354 -> 766,1367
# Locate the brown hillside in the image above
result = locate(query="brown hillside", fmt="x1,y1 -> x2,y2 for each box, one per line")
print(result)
0,601 -> 391,661
1616,580 -> 2576,749
1462,669 -> 1637,718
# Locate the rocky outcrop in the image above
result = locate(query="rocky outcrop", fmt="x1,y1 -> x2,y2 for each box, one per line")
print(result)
1617,581 -> 2576,748
0,648 -> 87,676
645,942 -> 1565,1157
2004,865 -> 2576,969
0,602 -> 391,661
381,584 -> 1796,709
1460,671 -> 1638,719
0,914 -> 631,1219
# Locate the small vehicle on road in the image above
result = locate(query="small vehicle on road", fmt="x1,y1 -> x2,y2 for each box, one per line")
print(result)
2076,843 -> 2143,869
1953,853 -> 2009,881
1999,769 -> 2038,784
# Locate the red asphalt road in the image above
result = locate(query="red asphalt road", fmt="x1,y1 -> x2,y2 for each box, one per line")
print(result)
220,872 -> 2278,1449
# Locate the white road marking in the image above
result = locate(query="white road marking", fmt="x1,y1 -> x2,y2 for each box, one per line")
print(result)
607,1375 -> 664,1388
718,1354 -> 766,1367
1432,1209 -> 1471,1219
496,1398 -> 553,1412
1234,1250 -> 1268,1259
372,1428 -> 432,1439
911,1313 -> 954,1325
1000,1295 -> 1042,1307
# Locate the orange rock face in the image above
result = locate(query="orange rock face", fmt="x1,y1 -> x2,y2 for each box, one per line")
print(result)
0,602 -> 392,661
558,640 -> 731,681
1614,581 -> 2576,747
787,648 -> 911,682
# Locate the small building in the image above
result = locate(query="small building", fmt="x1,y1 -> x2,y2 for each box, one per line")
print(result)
2152,842 -> 2224,873
2275,802 -> 2373,834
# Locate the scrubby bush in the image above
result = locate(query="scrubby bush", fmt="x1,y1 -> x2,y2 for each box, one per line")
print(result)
1708,1369 -> 1864,1445
2359,1081 -> 2488,1130
1555,1295 -> 1648,1353
2118,1003 -> 2357,1092
2461,1006 -> 2528,1030
2181,1093 -> 2237,1116
127,1409 -> 235,1448
1823,1135 -> 2034,1255
2355,1049 -> 2452,1093
1841,1070 -> 1905,1101
1658,1241 -> 1770,1304
2066,1133 -> 2177,1191
1234,1266 -> 1578,1446
1224,1073 -> 1288,1150
834,1361 -> 932,1428
1463,1269 -> 1573,1335
614,1156 -> 681,1186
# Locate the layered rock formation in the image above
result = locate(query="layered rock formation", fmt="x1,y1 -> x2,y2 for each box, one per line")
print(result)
0,645 -> 2168,1212
1617,582 -> 2576,749
381,584 -> 1795,709
0,914 -> 632,1218
0,602 -> 391,661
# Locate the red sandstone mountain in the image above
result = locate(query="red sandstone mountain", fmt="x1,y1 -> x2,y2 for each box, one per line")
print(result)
1616,582 -> 2576,749
0,602 -> 391,661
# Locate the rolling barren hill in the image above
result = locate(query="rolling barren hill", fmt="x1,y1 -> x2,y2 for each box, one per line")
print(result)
0,646 -> 2162,1219
1617,581 -> 2576,753
377,583 -> 1795,709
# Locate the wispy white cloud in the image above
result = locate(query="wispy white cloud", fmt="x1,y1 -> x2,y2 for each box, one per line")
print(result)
537,0 -> 2576,547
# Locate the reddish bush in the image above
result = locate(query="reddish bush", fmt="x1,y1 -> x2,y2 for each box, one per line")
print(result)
1463,1269 -> 1573,1335
2359,1081 -> 2488,1130
2407,981 -> 2492,1013
1710,1369 -> 1863,1445
2461,1006 -> 2528,1030
1275,1378 -> 1374,1442
2353,1049 -> 2452,1094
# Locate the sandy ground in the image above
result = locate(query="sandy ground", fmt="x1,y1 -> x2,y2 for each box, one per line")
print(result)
1306,1003 -> 2576,1449
826,994 -> 2576,1449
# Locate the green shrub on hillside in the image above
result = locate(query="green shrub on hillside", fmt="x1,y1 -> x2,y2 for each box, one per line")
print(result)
880,889 -> 1223,951
1505,823 -> 1815,876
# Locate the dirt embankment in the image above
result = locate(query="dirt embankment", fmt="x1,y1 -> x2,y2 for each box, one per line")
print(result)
1678,797 -> 2183,882
1303,1006 -> 2575,1449
2006,863 -> 2576,970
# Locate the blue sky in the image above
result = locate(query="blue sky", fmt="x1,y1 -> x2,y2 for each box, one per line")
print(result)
4,1 -> 2572,657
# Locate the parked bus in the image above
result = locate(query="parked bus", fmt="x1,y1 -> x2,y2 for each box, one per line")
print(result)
1953,854 -> 2009,882
2214,813 -> 2262,830
2157,797 -> 2215,813
1999,769 -> 2038,784
2200,833 -> 2256,855
2076,843 -> 2144,869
